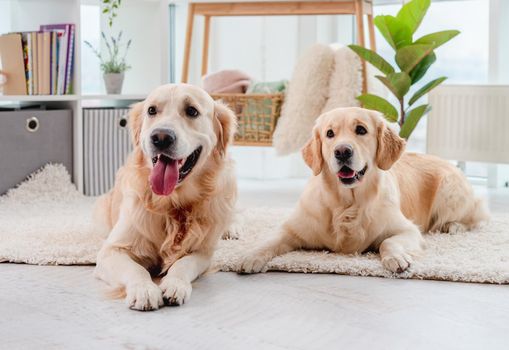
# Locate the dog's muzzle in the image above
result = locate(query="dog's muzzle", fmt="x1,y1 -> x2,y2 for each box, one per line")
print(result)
147,128 -> 203,196
337,164 -> 368,186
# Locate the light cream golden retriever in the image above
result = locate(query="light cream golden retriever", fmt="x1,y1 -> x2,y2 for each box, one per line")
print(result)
240,107 -> 488,274
94,84 -> 237,311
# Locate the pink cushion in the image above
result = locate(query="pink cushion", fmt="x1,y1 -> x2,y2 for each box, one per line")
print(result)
203,70 -> 252,94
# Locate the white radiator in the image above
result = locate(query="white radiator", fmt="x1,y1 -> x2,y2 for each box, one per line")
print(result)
427,85 -> 509,164
83,108 -> 132,196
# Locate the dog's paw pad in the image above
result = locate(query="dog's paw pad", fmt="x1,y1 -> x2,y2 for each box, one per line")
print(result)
382,253 -> 412,273
160,277 -> 192,306
125,281 -> 164,311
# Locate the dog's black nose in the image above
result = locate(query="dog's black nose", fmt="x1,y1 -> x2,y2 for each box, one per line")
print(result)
151,129 -> 176,151
335,144 -> 353,162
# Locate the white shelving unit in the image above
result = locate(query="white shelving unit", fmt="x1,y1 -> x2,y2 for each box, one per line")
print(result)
0,0 -> 174,192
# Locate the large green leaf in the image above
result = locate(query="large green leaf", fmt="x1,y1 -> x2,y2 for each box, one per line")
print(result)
374,15 -> 412,49
396,0 -> 431,34
348,45 -> 395,75
376,72 -> 411,100
415,30 -> 460,49
356,94 -> 399,122
395,44 -> 434,73
399,104 -> 431,139
409,52 -> 436,83
409,77 -> 447,106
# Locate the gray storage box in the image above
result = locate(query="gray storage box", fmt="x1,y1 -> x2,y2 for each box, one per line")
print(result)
83,108 -> 132,196
0,109 -> 73,194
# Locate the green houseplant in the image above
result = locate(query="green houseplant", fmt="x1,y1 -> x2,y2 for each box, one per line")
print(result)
348,0 -> 459,139
102,0 -> 123,28
84,0 -> 131,94
84,31 -> 132,94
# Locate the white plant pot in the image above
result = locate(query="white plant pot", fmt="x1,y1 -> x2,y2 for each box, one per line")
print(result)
103,73 -> 125,95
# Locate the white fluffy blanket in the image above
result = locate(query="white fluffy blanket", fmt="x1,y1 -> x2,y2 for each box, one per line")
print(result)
1,164 -> 508,284
273,44 -> 387,155
273,44 -> 335,155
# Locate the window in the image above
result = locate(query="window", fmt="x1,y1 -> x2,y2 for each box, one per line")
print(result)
374,0 -> 489,85
373,0 -> 489,159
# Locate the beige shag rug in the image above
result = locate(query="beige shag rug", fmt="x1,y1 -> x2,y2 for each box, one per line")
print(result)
1,164 -> 508,284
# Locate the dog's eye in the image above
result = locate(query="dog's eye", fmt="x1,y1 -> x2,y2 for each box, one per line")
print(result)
326,129 -> 335,138
185,106 -> 199,118
355,125 -> 367,135
147,106 -> 157,116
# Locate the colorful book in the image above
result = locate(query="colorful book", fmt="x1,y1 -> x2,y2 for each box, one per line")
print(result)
0,33 -> 27,95
19,33 -> 30,94
30,32 -> 38,95
0,24 -> 75,96
50,32 -> 58,95
26,33 -> 33,95
40,24 -> 74,95
64,24 -> 75,95
41,31 -> 51,95
36,32 -> 43,95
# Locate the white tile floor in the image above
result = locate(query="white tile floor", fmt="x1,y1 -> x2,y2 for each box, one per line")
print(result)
0,180 -> 508,350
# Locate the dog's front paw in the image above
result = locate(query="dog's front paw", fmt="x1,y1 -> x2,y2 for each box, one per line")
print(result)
239,253 -> 270,274
222,226 -> 241,240
222,217 -> 246,240
381,252 -> 413,273
441,222 -> 467,234
159,276 -> 192,306
125,281 -> 164,311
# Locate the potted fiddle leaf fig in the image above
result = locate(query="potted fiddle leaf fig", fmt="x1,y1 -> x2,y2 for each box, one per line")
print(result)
348,0 -> 459,139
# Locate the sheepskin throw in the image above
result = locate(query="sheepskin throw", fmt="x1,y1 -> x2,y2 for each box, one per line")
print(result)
0,164 -> 508,284
273,45 -> 389,155
273,44 -> 335,155
320,46 -> 363,114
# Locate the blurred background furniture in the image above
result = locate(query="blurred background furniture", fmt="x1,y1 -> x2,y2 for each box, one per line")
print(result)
181,0 -> 376,92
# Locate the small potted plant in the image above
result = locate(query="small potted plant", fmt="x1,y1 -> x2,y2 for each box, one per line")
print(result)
85,31 -> 131,94
348,0 -> 459,140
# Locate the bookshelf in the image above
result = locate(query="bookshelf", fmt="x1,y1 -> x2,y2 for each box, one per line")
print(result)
0,0 -> 173,192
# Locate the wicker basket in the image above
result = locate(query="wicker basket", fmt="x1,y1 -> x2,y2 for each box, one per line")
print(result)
211,93 -> 284,146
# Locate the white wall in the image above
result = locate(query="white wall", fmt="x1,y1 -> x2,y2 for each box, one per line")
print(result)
488,0 -> 509,187
489,0 -> 509,84
0,1 -> 11,34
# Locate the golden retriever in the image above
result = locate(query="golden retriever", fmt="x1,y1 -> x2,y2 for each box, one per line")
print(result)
94,84 -> 237,311
240,107 -> 488,274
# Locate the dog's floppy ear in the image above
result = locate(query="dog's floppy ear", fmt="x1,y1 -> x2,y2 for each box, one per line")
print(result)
375,117 -> 406,170
302,128 -> 323,175
128,102 -> 144,147
213,101 -> 237,156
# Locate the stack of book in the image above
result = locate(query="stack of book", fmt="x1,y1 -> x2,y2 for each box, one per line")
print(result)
0,24 -> 75,96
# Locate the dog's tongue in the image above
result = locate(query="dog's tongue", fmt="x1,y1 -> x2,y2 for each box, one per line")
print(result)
149,156 -> 179,196
338,166 -> 356,179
